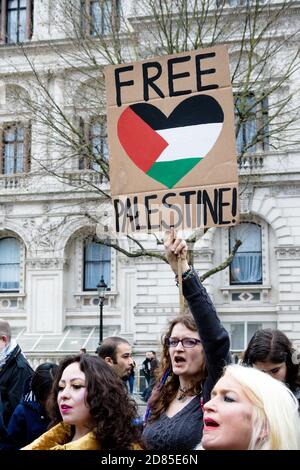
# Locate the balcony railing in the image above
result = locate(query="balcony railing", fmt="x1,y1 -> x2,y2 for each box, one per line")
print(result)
216,0 -> 268,6
0,174 -> 28,191
65,170 -> 108,189
0,170 -> 109,194
238,154 -> 264,170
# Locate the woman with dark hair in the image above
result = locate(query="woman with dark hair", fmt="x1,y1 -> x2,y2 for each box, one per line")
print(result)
142,232 -> 231,451
22,355 -> 142,450
243,329 -> 300,404
6,362 -> 58,449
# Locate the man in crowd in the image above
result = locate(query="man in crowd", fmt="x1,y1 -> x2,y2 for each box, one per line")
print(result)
97,336 -> 133,381
142,350 -> 159,402
142,351 -> 152,386
0,319 -> 33,442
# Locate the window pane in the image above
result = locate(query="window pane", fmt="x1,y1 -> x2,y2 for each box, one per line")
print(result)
85,242 -> 100,261
4,128 -> 15,142
3,125 -> 25,175
18,9 -> 27,42
224,323 -> 244,351
79,157 -> 85,170
91,125 -> 101,157
90,0 -> 101,36
7,8 -> 18,43
16,143 -> 24,172
16,126 -> 24,140
231,253 -> 262,284
230,223 -> 262,284
7,0 -> 28,44
100,122 -> 109,160
90,0 -> 114,36
84,240 -> 111,290
262,96 -> 269,150
230,223 -> 262,252
236,125 -> 244,155
4,144 -> 14,174
235,93 -> 268,154
90,120 -> 109,169
103,0 -> 113,35
245,117 -> 256,153
8,0 -> 19,7
0,238 -> 20,291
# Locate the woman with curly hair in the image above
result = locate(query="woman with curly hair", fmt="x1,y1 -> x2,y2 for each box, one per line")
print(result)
142,232 -> 231,451
22,355 -> 142,450
242,328 -> 300,406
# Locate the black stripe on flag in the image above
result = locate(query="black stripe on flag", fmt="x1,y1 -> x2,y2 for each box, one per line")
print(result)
130,94 -> 224,131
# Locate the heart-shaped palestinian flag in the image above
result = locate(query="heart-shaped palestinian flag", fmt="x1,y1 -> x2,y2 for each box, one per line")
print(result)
117,94 -> 224,189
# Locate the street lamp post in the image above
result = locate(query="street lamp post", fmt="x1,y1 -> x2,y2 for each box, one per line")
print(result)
97,275 -> 108,346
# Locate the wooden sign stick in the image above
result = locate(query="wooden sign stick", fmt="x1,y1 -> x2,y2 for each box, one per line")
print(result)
170,220 -> 184,315
170,221 -> 185,315
177,254 -> 185,315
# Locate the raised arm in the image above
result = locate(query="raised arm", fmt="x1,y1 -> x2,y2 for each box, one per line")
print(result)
164,231 -> 231,400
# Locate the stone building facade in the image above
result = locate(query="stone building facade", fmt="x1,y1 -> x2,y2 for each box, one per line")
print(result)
0,0 -> 299,369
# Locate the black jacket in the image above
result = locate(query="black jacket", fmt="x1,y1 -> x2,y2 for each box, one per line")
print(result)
142,272 -> 231,450
182,271 -> 231,403
0,344 -> 33,437
142,358 -> 151,379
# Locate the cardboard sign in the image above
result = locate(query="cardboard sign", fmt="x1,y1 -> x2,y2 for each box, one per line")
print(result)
105,45 -> 239,234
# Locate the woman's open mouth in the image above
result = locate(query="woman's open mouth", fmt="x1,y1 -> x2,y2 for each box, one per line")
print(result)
204,417 -> 219,430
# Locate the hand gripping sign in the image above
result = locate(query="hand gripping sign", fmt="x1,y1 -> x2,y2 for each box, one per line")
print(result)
105,45 -> 239,234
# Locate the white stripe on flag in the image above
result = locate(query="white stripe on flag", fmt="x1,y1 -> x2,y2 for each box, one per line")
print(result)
156,122 -> 223,162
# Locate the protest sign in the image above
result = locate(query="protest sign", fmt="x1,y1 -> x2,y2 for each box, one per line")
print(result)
105,45 -> 239,234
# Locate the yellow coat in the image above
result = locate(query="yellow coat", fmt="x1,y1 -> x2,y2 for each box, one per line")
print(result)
22,422 -> 142,450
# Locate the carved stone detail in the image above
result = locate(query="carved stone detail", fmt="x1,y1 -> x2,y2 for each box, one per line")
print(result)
198,248 -> 214,261
271,185 -> 300,196
239,192 -> 253,214
26,258 -> 68,269
118,255 -> 132,266
275,246 -> 300,259
23,218 -> 36,229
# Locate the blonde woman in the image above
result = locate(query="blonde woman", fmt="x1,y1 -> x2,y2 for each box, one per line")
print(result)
200,364 -> 300,450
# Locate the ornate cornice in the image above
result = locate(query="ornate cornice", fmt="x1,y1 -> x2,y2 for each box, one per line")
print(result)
275,246 -> 300,259
26,258 -> 68,269
271,185 -> 300,196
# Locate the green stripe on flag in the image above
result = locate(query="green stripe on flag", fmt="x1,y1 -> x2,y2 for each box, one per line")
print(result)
146,158 -> 202,189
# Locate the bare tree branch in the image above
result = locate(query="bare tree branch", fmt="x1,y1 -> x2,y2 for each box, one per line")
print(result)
200,239 -> 242,282
6,0 -> 299,280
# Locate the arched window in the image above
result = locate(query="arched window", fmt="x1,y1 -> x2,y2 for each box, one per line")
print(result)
0,237 -> 20,291
83,239 -> 111,291
229,222 -> 262,285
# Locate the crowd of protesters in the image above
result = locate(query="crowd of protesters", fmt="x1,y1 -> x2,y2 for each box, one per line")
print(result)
1,233 -> 300,451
